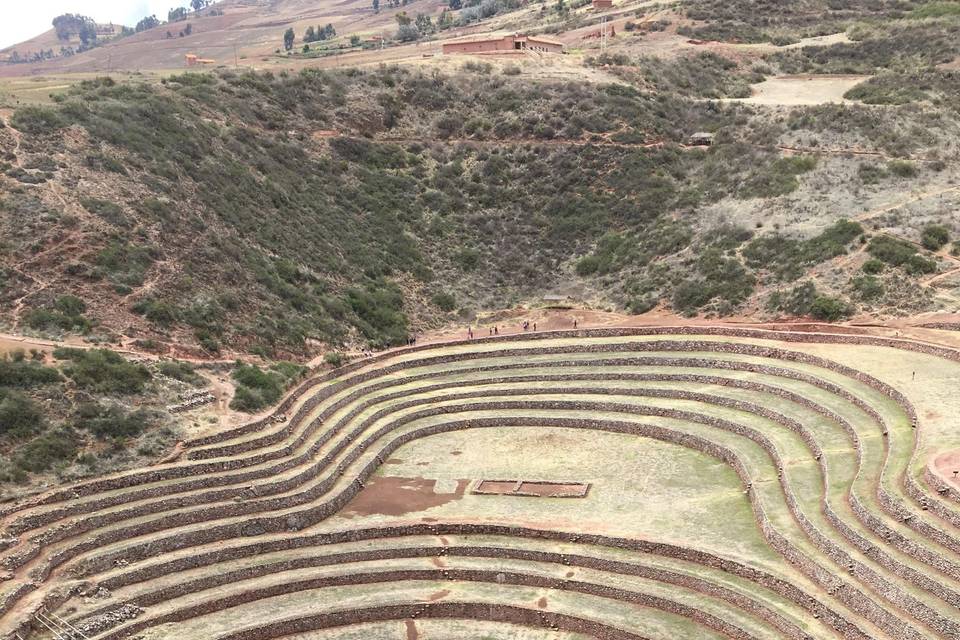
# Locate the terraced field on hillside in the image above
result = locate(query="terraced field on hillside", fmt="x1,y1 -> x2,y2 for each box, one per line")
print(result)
4,327 -> 960,639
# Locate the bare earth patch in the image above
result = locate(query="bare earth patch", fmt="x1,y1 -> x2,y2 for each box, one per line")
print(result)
341,476 -> 470,517
728,75 -> 871,106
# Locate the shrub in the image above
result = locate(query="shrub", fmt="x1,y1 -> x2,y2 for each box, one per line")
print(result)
10,106 -> 64,134
857,163 -> 887,184
779,281 -> 817,316
862,258 -> 885,274
888,160 -> 917,178
157,361 -> 204,385
230,361 -> 306,412
743,220 -> 862,281
95,240 -> 157,287
810,295 -> 852,322
905,253 -> 937,275
672,248 -> 755,315
0,390 -> 45,439
921,224 -> 949,251
15,428 -> 78,473
344,280 -> 408,348
576,255 -> 601,276
851,275 -> 884,301
54,348 -> 152,394
867,235 -> 920,266
76,403 -> 151,440
0,357 -> 60,387
432,291 -> 457,312
323,351 -> 345,367
24,299 -> 92,334
132,298 -> 178,326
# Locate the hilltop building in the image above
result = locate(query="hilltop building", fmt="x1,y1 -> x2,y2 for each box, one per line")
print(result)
441,33 -> 564,55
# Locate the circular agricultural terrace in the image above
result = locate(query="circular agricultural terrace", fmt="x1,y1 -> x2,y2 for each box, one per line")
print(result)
3,327 -> 960,639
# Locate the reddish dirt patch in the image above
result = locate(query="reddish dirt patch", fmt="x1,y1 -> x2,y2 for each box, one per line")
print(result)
405,619 -> 418,640
518,481 -> 590,497
933,450 -> 960,488
385,458 -> 404,465
566,571 -> 574,578
537,596 -> 548,609
450,450 -> 463,456
427,589 -> 450,602
341,477 -> 469,517
430,557 -> 447,568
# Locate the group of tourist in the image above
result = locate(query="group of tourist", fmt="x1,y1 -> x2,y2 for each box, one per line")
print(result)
465,317 -> 580,340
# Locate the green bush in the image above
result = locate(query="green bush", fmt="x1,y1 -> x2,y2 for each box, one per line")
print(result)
132,298 -> 178,326
157,361 -> 204,385
25,295 -> 92,334
862,258 -> 885,274
810,295 -> 852,322
672,248 -> 755,315
432,291 -> 457,312
857,163 -> 887,185
851,275 -> 884,301
323,351 -> 345,367
75,403 -> 151,440
0,357 -> 60,387
576,254 -> 601,276
95,240 -> 157,287
344,280 -> 408,348
921,224 -> 949,251
230,361 -> 306,412
905,253 -> 937,275
867,235 -> 920,266
10,106 -> 65,134
0,390 -> 45,439
888,160 -> 917,178
15,428 -> 78,473
54,348 -> 152,394
743,220 -> 862,281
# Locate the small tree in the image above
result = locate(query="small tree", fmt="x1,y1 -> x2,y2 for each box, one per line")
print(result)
922,224 -> 950,251
350,34 -> 361,45
323,23 -> 336,38
78,20 -> 98,46
283,27 -> 295,51
305,26 -> 316,41
190,0 -> 208,12
135,15 -> 160,32
373,0 -> 380,12
395,11 -> 412,25
449,0 -> 462,9
396,24 -> 419,41
415,13 -> 433,33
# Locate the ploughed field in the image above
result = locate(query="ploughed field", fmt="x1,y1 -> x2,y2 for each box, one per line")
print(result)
4,328 -> 960,639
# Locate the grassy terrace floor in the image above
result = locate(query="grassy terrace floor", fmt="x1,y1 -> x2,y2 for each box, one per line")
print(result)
6,328 -> 960,640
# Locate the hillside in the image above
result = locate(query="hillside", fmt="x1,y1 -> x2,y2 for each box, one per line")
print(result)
4,0 -> 960,359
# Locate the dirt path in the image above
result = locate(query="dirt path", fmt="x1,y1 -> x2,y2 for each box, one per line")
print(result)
854,185 -> 960,225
